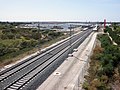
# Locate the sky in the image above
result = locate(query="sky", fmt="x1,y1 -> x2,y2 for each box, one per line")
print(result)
0,0 -> 120,22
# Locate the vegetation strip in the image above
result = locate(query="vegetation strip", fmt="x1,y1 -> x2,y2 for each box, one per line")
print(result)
0,23 -> 68,67
83,27 -> 120,90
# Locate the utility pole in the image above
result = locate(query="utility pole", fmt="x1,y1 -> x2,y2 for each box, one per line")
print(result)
73,25 -> 75,34
69,24 -> 72,54
37,22 -> 41,53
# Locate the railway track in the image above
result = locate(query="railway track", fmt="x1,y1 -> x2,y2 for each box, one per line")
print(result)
0,29 -> 93,90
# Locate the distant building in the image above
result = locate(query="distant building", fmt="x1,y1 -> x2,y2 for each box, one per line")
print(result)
18,24 -> 37,29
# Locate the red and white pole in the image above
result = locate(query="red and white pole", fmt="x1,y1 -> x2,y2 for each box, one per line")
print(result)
104,19 -> 106,29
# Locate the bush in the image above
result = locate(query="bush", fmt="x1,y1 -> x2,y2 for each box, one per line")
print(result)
83,82 -> 89,90
0,43 -> 6,56
102,63 -> 114,77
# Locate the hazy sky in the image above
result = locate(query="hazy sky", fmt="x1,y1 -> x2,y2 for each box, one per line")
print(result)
0,0 -> 120,22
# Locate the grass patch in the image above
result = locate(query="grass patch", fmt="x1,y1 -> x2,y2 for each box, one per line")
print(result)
0,35 -> 69,67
